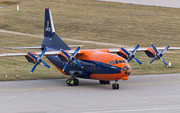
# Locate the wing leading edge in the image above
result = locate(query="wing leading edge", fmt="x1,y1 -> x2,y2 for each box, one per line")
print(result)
0,47 -> 180,57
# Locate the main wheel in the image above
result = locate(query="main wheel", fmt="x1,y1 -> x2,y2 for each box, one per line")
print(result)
112,83 -> 116,90
66,78 -> 71,86
74,79 -> 79,86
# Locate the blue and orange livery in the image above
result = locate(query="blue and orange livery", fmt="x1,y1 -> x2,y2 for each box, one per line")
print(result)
0,8 -> 180,90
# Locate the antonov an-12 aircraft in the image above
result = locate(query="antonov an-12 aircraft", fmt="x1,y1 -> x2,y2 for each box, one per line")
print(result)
1,8 -> 180,90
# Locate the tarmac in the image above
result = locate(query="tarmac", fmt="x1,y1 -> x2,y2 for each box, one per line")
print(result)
0,73 -> 180,113
98,0 -> 180,8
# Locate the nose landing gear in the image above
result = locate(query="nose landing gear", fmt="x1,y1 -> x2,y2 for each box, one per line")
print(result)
112,80 -> 119,90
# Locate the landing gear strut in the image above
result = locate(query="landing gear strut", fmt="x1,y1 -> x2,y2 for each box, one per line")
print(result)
66,78 -> 79,86
112,80 -> 119,90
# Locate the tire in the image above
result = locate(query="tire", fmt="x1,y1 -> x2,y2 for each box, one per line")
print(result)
99,80 -> 102,84
116,84 -> 119,89
66,78 -> 70,86
74,79 -> 79,86
106,81 -> 110,84
112,83 -> 116,90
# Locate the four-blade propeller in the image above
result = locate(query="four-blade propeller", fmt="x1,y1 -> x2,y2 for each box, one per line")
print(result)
27,47 -> 51,73
120,43 -> 143,65
60,46 -> 83,71
148,43 -> 171,67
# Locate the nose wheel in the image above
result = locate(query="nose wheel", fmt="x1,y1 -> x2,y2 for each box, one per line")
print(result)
112,80 -> 119,90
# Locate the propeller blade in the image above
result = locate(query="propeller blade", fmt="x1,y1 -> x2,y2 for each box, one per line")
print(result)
62,61 -> 71,71
39,46 -> 47,58
127,58 -> 131,63
148,56 -> 157,65
27,52 -> 37,60
31,63 -> 38,73
60,49 -> 70,58
120,47 -> 130,56
41,61 -> 51,68
161,45 -> 170,54
134,57 -> 143,65
74,60 -> 83,68
161,57 -> 168,67
151,43 -> 159,53
72,46 -> 81,57
132,43 -> 140,54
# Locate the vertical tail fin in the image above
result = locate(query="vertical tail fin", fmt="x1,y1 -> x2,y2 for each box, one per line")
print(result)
42,7 -> 71,50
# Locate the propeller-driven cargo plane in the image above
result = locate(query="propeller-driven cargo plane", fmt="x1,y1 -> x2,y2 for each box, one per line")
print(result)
0,8 -> 180,90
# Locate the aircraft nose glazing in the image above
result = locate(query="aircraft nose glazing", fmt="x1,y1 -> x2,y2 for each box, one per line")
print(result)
121,66 -> 132,75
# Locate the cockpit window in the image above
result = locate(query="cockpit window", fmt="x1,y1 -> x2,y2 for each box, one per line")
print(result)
115,60 -> 118,64
119,60 -> 122,63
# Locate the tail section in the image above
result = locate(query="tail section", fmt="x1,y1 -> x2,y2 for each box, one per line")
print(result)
42,7 -> 70,50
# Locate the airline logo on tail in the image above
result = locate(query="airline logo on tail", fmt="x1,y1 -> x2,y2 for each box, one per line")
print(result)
45,20 -> 51,32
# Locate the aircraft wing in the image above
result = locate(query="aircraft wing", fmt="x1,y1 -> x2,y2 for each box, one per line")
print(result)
108,47 -> 180,53
0,47 -> 180,57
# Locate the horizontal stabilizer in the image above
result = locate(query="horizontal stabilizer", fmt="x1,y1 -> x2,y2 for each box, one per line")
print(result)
10,45 -> 84,49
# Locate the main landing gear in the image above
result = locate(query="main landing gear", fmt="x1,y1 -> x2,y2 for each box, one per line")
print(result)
66,78 -> 79,86
99,80 -> 110,84
112,80 -> 119,90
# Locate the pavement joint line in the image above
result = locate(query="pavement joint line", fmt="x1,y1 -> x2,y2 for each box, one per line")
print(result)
8,96 -> 16,99
23,92 -> 31,95
0,88 -> 40,92
38,88 -> 45,91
